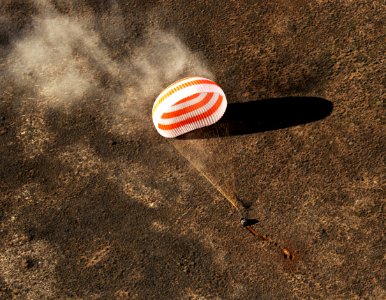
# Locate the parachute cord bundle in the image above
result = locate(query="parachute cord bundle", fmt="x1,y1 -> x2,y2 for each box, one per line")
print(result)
172,142 -> 296,260
171,141 -> 246,214
155,77 -> 296,260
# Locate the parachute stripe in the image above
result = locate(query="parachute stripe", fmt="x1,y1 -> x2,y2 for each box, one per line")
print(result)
167,93 -> 207,113
157,94 -> 223,130
159,93 -> 217,124
161,93 -> 214,119
152,79 -> 219,116
172,93 -> 201,106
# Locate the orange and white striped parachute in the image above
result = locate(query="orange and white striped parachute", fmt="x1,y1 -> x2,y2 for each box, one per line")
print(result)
152,77 -> 227,138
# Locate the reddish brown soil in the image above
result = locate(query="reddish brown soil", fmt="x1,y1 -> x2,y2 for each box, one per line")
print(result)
0,1 -> 384,299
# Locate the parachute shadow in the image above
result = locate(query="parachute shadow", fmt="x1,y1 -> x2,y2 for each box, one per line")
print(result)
178,97 -> 333,139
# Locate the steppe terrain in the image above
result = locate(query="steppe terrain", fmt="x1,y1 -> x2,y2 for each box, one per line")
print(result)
0,0 -> 384,299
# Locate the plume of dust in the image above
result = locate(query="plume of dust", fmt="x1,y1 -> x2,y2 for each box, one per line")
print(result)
7,0 -> 123,158
8,2 -> 120,107
8,0 -> 215,113
130,28 -> 215,100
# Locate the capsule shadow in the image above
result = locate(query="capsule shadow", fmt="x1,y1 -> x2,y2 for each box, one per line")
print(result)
178,97 -> 333,139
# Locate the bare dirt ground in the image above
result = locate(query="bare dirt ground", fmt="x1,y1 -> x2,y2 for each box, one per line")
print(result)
0,0 -> 385,299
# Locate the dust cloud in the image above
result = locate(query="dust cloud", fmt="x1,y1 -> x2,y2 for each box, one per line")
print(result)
8,0 -> 214,111
131,28 -> 214,100
9,15 -> 97,105
5,0 -> 215,158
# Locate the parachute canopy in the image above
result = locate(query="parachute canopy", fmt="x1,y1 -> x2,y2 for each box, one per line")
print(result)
152,77 -> 227,138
